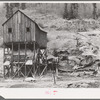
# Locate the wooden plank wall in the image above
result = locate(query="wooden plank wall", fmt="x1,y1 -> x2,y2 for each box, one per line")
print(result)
31,21 -> 35,41
3,11 -> 47,49
26,16 -> 31,42
35,25 -> 47,48
20,13 -> 25,42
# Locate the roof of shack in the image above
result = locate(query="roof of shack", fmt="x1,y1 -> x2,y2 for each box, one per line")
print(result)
2,10 -> 47,34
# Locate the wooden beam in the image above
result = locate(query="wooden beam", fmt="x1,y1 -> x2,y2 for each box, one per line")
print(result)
3,25 -> 5,78
3,66 -> 5,78
12,62 -> 25,78
34,49 -> 39,75
55,60 -> 58,77
8,66 -> 10,77
18,43 -> 20,77
11,43 -> 13,77
38,49 -> 40,76
45,49 -> 47,74
52,62 -> 56,85
27,67 -> 33,77
40,64 -> 47,77
3,45 -> 5,78
33,41 -> 35,76
25,42 -> 27,77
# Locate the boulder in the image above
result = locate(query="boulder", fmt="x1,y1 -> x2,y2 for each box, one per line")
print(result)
24,77 -> 36,82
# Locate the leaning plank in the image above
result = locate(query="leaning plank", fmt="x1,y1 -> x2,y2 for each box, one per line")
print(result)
40,64 -> 47,77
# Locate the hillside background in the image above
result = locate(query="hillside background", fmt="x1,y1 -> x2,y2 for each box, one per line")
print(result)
1,3 -> 100,33
1,3 -> 100,54
0,3 -> 100,88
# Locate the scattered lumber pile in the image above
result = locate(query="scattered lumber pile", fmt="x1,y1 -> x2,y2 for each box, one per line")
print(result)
54,47 -> 100,76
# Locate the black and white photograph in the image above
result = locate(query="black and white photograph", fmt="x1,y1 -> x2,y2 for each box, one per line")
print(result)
1,2 -> 100,88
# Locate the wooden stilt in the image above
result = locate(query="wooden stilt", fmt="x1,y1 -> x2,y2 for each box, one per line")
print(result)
18,43 -> 20,77
12,62 -> 25,78
45,49 -> 47,74
33,41 -> 35,76
55,59 -> 58,78
53,62 -> 56,85
8,66 -> 10,77
38,49 -> 40,76
25,42 -> 27,77
3,66 -> 5,78
40,64 -> 47,77
3,26 -> 5,78
11,43 -> 13,77
3,45 -> 5,78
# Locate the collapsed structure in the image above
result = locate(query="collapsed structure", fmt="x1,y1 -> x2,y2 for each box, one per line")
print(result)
2,10 -> 47,78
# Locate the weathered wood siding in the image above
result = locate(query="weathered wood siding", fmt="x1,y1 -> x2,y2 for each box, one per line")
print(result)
3,11 -> 35,43
35,24 -> 47,48
3,10 -> 47,48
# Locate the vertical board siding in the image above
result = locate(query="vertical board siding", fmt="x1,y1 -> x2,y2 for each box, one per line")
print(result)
35,25 -> 47,48
35,25 -> 42,47
8,17 -> 13,42
7,20 -> 10,42
29,19 -> 31,41
17,12 -> 20,41
21,13 -> 25,42
28,19 -> 31,42
25,17 -> 28,41
35,25 -> 39,46
31,22 -> 35,41
16,12 -> 18,42
5,22 -> 7,42
3,25 -> 5,43
13,13 -> 17,42
3,10 -> 47,48
3,26 -> 4,43
10,17 -> 13,42
18,12 -> 22,42
6,22 -> 9,42
12,15 -> 14,42
41,31 -> 47,47
26,17 -> 31,42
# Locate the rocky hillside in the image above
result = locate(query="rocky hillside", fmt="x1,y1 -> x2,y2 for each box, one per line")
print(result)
1,3 -> 100,54
21,7 -> 100,55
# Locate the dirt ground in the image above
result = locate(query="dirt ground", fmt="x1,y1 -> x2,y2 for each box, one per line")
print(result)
0,72 -> 100,88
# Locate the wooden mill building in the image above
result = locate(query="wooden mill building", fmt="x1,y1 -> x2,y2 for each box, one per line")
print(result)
2,10 -> 47,78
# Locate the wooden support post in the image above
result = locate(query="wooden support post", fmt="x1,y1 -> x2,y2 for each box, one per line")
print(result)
25,42 -> 27,77
8,66 -> 10,77
52,62 -> 56,85
38,49 -> 40,76
3,26 -> 5,78
40,64 -> 47,77
3,66 -> 5,78
55,59 -> 58,78
11,43 -> 13,77
18,43 -> 20,77
7,48 -> 9,55
45,49 -> 47,74
33,41 -> 35,76
3,45 -> 5,78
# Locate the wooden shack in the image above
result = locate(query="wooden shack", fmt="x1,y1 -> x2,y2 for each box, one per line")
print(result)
2,10 -> 47,78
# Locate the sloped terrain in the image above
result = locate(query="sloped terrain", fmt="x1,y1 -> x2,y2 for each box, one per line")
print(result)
22,9 -> 100,55
0,3 -> 100,88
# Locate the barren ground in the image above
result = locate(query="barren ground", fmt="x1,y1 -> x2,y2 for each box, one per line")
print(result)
1,30 -> 100,88
0,72 -> 100,88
